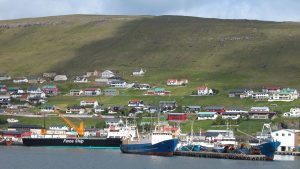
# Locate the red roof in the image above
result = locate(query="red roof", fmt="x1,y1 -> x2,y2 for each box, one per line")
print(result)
85,88 -> 98,91
167,79 -> 178,83
263,86 -> 281,90
129,100 -> 143,102
197,86 -> 207,90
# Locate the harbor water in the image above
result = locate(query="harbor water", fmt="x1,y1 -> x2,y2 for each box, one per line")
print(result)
0,146 -> 299,169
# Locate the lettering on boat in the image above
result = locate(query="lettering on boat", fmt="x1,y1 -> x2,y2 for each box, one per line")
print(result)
63,139 -> 84,144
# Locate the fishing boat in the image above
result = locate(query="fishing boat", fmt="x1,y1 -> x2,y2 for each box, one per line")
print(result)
120,125 -> 179,156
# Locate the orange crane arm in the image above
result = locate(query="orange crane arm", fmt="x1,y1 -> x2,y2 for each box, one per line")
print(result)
55,110 -> 85,137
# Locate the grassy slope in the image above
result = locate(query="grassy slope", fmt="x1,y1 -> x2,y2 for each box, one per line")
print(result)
1,15 -> 300,132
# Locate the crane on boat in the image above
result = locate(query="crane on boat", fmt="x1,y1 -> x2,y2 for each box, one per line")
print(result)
51,109 -> 85,137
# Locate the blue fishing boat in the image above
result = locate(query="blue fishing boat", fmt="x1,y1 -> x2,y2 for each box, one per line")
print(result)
255,140 -> 280,160
120,126 -> 179,156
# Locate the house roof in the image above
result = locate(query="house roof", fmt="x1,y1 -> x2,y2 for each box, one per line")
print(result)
28,86 -> 40,91
84,88 -> 100,91
263,86 -> 281,90
197,112 -> 217,115
42,84 -> 57,89
197,86 -> 207,90
204,106 -> 224,110
133,68 -> 143,72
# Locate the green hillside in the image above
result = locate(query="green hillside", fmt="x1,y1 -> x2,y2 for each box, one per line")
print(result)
0,15 -> 300,88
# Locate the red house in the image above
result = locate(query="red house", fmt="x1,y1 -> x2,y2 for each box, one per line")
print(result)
42,84 -> 59,96
204,106 -> 225,114
167,113 -> 187,121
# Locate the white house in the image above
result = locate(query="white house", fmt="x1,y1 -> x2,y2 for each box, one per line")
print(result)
268,88 -> 298,102
40,105 -> 55,113
271,129 -> 300,152
13,77 -> 28,83
66,106 -> 85,114
132,68 -> 145,76
104,118 -> 123,126
83,88 -> 101,96
54,75 -> 68,81
252,92 -> 269,100
283,108 -> 300,117
111,80 -> 127,88
49,125 -> 69,131
80,100 -> 99,108
197,86 -> 213,96
101,70 -> 115,78
74,76 -> 88,83
197,112 -> 218,120
69,89 -> 84,96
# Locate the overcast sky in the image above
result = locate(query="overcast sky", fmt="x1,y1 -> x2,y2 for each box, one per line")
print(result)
0,0 -> 299,21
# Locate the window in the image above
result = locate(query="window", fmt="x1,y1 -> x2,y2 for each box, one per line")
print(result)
288,133 -> 291,136
282,133 -> 285,136
276,133 -> 278,136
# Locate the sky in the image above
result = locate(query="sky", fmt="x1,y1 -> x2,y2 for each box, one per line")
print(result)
0,0 -> 300,21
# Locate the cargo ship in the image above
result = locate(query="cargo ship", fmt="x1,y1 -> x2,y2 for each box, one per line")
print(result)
120,126 -> 179,156
22,123 -> 137,148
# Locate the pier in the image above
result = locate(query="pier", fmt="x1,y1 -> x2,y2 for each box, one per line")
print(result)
275,152 -> 300,156
174,151 -> 266,161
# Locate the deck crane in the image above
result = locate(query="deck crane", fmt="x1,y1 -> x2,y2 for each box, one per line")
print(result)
54,109 -> 85,137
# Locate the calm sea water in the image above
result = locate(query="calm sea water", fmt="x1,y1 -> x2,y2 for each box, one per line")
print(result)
0,146 -> 299,169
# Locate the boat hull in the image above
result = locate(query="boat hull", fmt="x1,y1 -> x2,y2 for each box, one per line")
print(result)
120,139 -> 179,156
257,141 -> 280,160
22,137 -> 122,148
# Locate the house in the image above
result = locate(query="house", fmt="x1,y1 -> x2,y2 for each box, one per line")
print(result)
132,68 -> 145,76
0,94 -> 10,106
252,92 -> 269,100
248,107 -> 275,119
27,86 -> 42,94
167,113 -> 187,121
147,87 -> 171,96
101,70 -> 115,78
166,79 -> 188,86
159,101 -> 177,112
184,105 -> 201,113
133,83 -> 151,90
197,112 -> 218,120
86,70 -> 100,77
42,84 -> 59,96
197,86 -> 213,96
0,84 -> 7,92
0,74 -> 11,81
94,106 -> 106,113
204,106 -> 225,114
27,97 -> 46,105
43,72 -> 57,79
66,105 -> 85,114
111,80 -> 127,88
271,129 -> 300,152
74,76 -> 88,83
84,88 -> 101,96
69,89 -> 83,96
262,86 -> 281,93
27,76 -> 39,84
228,88 -> 253,98
49,125 -> 69,131
54,75 -> 68,81
80,100 -> 98,108
13,77 -> 28,83
103,89 -> 119,96
108,106 -> 123,114
40,105 -> 55,113
128,100 -> 144,109
268,88 -> 298,102
283,108 -> 300,117
27,86 -> 46,98
221,111 -> 241,120
94,78 -> 110,85
8,87 -> 24,95
104,118 -> 123,126
224,106 -> 248,119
